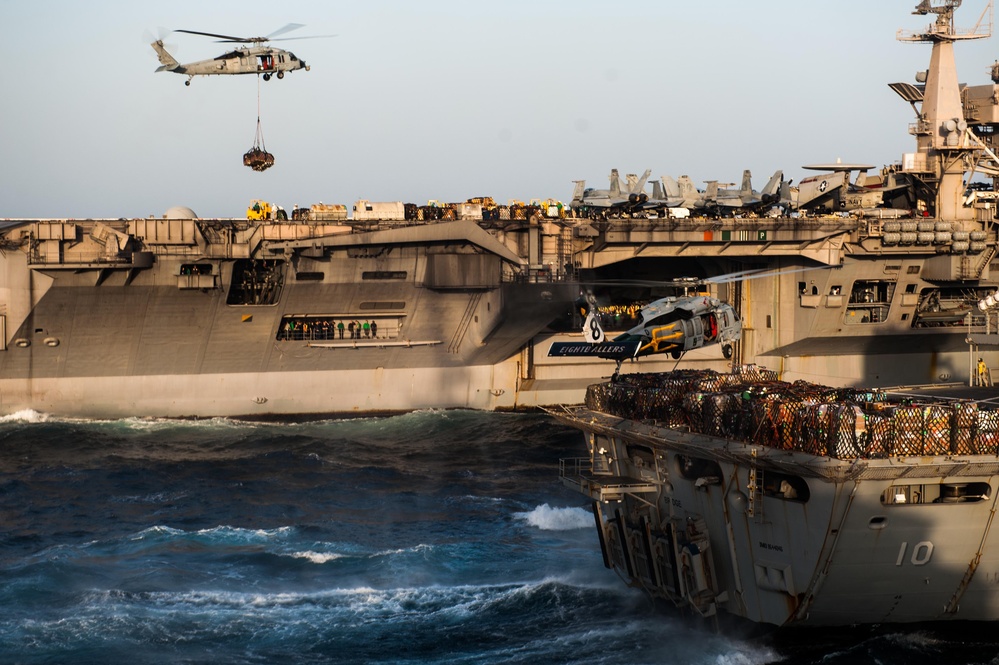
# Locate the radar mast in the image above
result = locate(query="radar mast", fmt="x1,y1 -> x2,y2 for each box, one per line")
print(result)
898,1 -> 992,221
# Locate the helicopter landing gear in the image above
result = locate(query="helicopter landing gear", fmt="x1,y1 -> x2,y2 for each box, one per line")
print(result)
722,344 -> 734,359
276,71 -> 284,79
262,73 -> 271,81
611,359 -> 624,382
184,79 -> 191,86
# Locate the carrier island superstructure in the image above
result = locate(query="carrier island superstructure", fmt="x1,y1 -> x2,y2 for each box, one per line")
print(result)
3,1 -> 999,418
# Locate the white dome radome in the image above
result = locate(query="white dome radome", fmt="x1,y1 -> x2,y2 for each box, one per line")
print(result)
163,206 -> 198,219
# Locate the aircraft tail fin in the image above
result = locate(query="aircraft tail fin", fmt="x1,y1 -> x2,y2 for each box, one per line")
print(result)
762,170 -> 783,197
652,180 -> 665,200
780,178 -> 793,206
740,169 -> 753,195
571,180 -> 586,202
704,181 -> 719,201
582,310 -> 605,344
609,169 -> 621,196
633,169 -> 652,193
662,176 -> 681,199
677,175 -> 698,199
151,40 -> 180,71
625,173 -> 639,193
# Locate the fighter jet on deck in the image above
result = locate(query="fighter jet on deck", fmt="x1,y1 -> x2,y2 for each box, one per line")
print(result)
571,169 -> 652,217
649,170 -> 786,216
708,170 -> 785,212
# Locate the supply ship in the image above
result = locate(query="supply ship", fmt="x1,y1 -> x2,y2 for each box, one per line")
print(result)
550,1 -> 999,628
551,366 -> 999,626
2,0 -> 999,418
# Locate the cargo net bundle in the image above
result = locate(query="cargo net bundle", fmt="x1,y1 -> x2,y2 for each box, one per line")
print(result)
584,366 -> 999,460
244,79 -> 275,172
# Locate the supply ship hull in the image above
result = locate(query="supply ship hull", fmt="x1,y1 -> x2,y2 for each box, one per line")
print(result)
551,367 -> 999,627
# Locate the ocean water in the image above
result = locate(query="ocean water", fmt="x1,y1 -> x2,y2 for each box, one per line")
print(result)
1,409 -> 998,665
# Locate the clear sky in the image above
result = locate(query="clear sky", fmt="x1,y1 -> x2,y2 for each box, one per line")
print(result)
3,0 -> 998,219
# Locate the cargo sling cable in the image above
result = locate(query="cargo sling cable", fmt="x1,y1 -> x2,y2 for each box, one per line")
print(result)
243,74 -> 275,172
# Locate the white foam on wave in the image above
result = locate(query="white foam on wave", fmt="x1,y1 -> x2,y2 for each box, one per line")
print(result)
289,550 -> 345,564
707,643 -> 781,665
515,504 -> 592,531
131,525 -> 185,540
193,525 -> 294,542
0,409 -> 50,423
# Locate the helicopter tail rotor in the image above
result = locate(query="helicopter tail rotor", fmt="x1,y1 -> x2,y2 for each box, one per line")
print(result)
149,39 -> 180,72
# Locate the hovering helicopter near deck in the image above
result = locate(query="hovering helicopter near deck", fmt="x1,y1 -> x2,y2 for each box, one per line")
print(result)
548,277 -> 744,373
548,267 -> 831,374
151,24 -> 330,86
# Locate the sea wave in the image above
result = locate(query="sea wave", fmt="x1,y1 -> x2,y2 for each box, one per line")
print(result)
514,503 -> 592,531
0,408 -> 51,423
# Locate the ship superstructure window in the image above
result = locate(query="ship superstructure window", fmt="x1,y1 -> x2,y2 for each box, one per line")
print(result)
178,263 -> 216,289
844,279 -> 895,325
881,482 -> 990,505
625,444 -> 656,468
226,259 -> 284,306
276,314 -> 404,341
761,472 -> 810,503
296,272 -> 325,281
911,287 -> 991,328
676,455 -> 721,484
362,271 -> 407,280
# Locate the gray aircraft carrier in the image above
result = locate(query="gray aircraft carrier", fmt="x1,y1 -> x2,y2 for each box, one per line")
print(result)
2,1 -> 999,419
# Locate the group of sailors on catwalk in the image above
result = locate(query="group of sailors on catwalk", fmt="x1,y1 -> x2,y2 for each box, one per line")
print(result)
278,318 -> 379,341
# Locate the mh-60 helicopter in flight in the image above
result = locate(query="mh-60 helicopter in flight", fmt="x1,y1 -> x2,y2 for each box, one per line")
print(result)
549,267 -> 831,377
151,24 -> 330,86
548,276 -> 745,375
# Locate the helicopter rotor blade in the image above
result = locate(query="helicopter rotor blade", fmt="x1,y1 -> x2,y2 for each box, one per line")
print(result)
267,23 -> 305,39
268,34 -> 338,42
175,29 -> 256,42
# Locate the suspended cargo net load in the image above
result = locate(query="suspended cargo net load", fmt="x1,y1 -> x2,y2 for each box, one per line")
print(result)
243,77 -> 274,172
243,144 -> 274,171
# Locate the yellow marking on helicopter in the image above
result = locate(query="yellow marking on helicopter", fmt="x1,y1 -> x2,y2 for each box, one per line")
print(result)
642,324 -> 682,354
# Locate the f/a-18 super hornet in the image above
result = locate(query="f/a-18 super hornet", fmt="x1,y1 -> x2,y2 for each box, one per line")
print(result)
708,169 -> 785,211
650,170 -> 786,216
571,168 -> 652,216
647,174 -> 724,215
